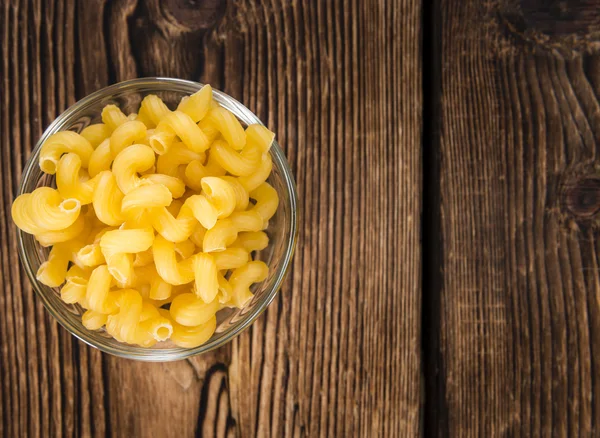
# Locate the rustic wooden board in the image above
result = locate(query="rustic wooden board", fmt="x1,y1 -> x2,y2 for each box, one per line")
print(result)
0,0 -> 422,437
427,0 -> 600,436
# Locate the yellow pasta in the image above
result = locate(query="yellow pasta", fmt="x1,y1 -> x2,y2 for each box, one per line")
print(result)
161,309 -> 217,349
11,193 -> 45,235
36,214 -> 87,247
56,153 -> 97,204
152,235 -> 194,285
169,293 -> 219,327
174,239 -> 196,259
245,124 -> 275,153
137,304 -> 173,343
76,242 -> 106,267
217,273 -> 232,304
13,187 -> 81,232
213,248 -> 249,270
231,231 -> 269,253
156,142 -> 204,177
201,177 -> 237,219
193,253 -> 218,303
221,176 -> 249,211
121,183 -> 172,214
92,171 -> 124,226
177,85 -> 213,123
13,88 -> 281,349
138,94 -> 171,128
110,120 -> 147,157
88,138 -> 113,177
149,206 -> 197,243
100,227 -> 154,283
82,310 -> 109,330
202,218 -> 238,252
36,243 -> 72,287
80,123 -> 111,148
183,155 -> 226,191
189,223 -> 207,247
86,265 -> 119,314
250,182 -> 279,226
203,107 -> 246,150
197,118 -> 221,144
112,144 -> 156,194
210,138 -> 261,176
106,288 -> 143,343
101,104 -> 129,131
228,261 -> 269,307
127,264 -> 173,301
39,131 -> 94,175
141,174 -> 186,198
150,110 -> 210,154
134,247 -> 154,267
238,153 -> 272,192
229,210 -> 264,232
61,276 -> 88,304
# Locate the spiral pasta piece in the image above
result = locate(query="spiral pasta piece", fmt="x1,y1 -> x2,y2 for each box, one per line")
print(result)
100,227 -> 154,284
228,261 -> 269,308
250,182 -> 279,226
152,235 -> 195,285
80,123 -> 111,148
137,94 -> 171,128
203,107 -> 246,150
141,174 -> 186,198
36,214 -> 87,247
39,131 -> 94,175
150,110 -> 210,155
106,289 -> 143,343
156,142 -> 204,177
112,144 -> 156,194
24,187 -> 81,231
210,138 -> 262,176
88,138 -> 113,177
110,120 -> 147,157
121,183 -> 173,215
177,85 -> 213,123
169,293 -> 219,327
159,309 -> 216,349
86,265 -> 119,314
56,153 -> 98,204
92,171 -> 125,226
238,154 -> 272,192
101,105 -> 129,131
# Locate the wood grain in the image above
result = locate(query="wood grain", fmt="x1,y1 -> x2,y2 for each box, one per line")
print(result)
0,0 -> 422,437
428,0 -> 600,436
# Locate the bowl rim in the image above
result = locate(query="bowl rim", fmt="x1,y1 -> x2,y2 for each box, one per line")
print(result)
17,77 -> 298,361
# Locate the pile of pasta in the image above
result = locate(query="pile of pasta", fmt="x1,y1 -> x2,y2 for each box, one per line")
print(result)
11,85 -> 279,348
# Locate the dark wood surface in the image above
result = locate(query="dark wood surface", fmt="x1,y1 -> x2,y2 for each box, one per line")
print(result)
0,0 -> 422,437
426,0 -> 600,437
3,0 -> 600,437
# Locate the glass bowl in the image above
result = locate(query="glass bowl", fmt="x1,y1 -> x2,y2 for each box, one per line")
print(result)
17,77 -> 298,361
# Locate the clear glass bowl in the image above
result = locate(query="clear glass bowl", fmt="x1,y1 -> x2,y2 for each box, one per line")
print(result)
17,77 -> 298,361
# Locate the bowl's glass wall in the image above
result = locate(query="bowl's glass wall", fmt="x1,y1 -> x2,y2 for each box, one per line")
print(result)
18,78 -> 297,361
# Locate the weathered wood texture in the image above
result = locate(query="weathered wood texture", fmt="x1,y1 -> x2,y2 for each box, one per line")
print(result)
0,0 -> 422,437
428,0 -> 600,436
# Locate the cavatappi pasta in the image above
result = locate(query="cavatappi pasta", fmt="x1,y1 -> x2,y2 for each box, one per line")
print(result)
12,84 -> 279,349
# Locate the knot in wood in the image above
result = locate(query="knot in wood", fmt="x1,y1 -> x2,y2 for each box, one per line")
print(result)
161,0 -> 226,32
565,178 -> 600,218
519,0 -> 600,36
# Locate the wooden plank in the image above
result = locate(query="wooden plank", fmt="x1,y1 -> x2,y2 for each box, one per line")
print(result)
429,0 -> 600,436
0,0 -> 422,436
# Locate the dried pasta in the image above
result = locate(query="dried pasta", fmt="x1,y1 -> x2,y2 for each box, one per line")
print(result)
11,84 -> 279,349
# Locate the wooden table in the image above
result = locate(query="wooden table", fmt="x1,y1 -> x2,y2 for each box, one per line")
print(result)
1,0 -> 599,436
